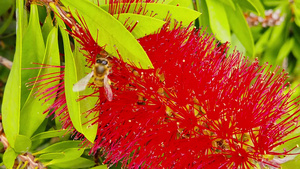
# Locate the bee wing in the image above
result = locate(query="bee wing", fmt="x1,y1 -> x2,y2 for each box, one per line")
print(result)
104,75 -> 113,101
72,72 -> 93,92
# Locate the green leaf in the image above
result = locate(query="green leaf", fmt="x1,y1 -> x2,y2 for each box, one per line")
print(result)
262,4 -> 290,65
114,13 -> 165,39
236,0 -> 258,14
275,38 -> 294,65
20,4 -> 45,107
41,13 -> 54,45
206,0 -> 231,43
292,38 -> 300,60
254,28 -> 272,55
49,157 -> 95,168
218,0 -> 236,10
281,154 -> 300,168
34,140 -> 82,155
58,0 -> 153,69
0,0 -> 13,16
168,0 -> 192,7
46,148 -> 85,165
58,17 -> 98,142
196,0 -> 212,34
90,165 -> 108,169
13,135 -> 32,153
74,41 -> 99,142
3,147 -> 17,169
101,3 -> 200,26
31,130 -> 67,141
2,0 -> 25,148
0,3 -> 15,35
248,0 -> 265,17
226,4 -> 254,57
20,27 -> 60,138
229,33 -> 246,55
38,153 -> 65,160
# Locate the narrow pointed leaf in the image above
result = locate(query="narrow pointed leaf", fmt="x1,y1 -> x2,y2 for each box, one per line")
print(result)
31,130 -> 67,141
58,17 -> 98,142
49,157 -> 95,168
100,3 -> 200,26
39,153 -> 65,160
59,0 -> 153,69
114,13 -> 165,38
20,27 -> 60,138
0,3 -> 15,35
248,0 -> 265,17
74,41 -> 99,142
3,147 -> 17,169
226,4 -> 254,57
276,38 -> 294,65
20,4 -> 45,107
206,0 -> 231,43
46,148 -> 85,165
34,141 -> 82,155
0,0 -> 13,16
2,0 -> 26,148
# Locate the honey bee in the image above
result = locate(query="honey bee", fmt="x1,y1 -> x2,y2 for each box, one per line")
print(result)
72,54 -> 113,101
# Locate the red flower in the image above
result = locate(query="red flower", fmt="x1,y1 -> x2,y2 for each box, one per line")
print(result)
32,1 -> 300,168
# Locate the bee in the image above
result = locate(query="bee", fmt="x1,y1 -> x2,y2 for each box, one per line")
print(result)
72,54 -> 113,101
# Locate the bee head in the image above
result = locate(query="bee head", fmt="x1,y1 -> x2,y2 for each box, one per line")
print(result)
96,58 -> 108,65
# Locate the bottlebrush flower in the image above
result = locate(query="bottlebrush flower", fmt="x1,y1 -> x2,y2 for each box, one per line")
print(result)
32,1 -> 300,169
84,24 -> 300,168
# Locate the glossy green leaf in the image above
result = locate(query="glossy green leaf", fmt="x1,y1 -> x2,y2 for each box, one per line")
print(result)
90,165 -> 108,169
0,3 -> 15,35
58,17 -> 98,142
20,4 -> 45,107
49,157 -> 95,168
31,130 -> 67,141
41,14 -> 54,44
254,28 -> 272,55
294,6 -> 300,27
218,0 -> 235,10
34,140 -> 82,155
262,4 -> 290,65
206,0 -> 231,43
263,0 -> 284,7
101,3 -> 200,26
196,0 -> 212,34
248,0 -> 265,17
114,13 -> 165,39
20,27 -> 60,138
2,0 -> 25,148
13,135 -> 32,153
58,0 -> 153,69
236,0 -> 258,14
74,41 -> 99,142
38,153 -> 65,160
46,148 -> 85,165
226,4 -> 254,57
0,0 -> 13,16
276,38 -> 294,65
229,34 -> 246,55
281,154 -> 300,168
292,38 -> 300,60
272,127 -> 300,168
168,0 -> 192,7
3,147 -> 17,169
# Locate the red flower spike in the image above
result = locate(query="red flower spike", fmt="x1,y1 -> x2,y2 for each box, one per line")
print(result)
79,24 -> 300,168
